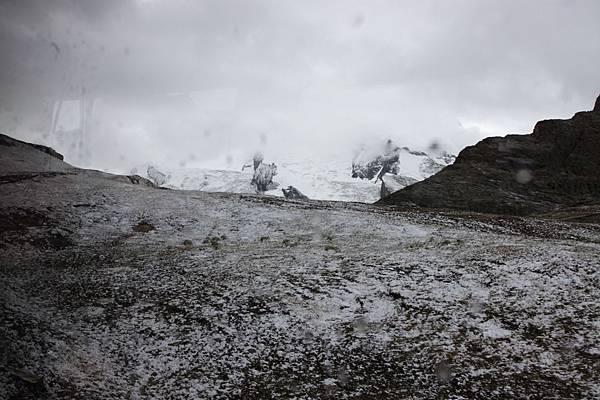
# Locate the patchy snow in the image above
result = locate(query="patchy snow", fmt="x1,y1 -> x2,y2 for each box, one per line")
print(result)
1,160 -> 599,399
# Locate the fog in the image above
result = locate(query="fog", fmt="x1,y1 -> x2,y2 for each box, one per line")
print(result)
1,0 -> 599,172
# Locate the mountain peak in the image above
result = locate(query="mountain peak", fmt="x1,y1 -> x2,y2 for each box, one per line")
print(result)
594,94 -> 600,113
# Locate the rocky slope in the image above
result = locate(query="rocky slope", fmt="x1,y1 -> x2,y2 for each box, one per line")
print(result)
379,95 -> 600,216
1,135 -> 600,399
0,134 -> 73,175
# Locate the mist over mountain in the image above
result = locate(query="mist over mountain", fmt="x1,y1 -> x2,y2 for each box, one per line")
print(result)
131,139 -> 455,203
2,0 -> 600,173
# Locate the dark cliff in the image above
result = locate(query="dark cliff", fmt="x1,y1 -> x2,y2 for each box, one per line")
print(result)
378,95 -> 600,215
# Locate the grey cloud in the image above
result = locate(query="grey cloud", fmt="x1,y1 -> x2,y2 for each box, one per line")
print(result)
1,0 -> 599,171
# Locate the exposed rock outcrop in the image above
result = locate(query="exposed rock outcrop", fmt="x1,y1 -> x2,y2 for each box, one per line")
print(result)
0,133 -> 72,175
352,140 -> 401,180
352,139 -> 455,202
253,163 -> 277,194
378,95 -> 600,215
0,134 -> 161,192
0,134 -> 64,161
282,186 -> 309,200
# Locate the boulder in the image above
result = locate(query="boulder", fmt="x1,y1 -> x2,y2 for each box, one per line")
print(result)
282,186 -> 309,200
0,134 -> 72,174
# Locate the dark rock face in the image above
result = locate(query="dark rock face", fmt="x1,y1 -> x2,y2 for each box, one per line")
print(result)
352,155 -> 401,180
253,163 -> 277,194
282,185 -> 309,200
352,141 -> 401,180
378,95 -> 600,215
0,134 -> 64,160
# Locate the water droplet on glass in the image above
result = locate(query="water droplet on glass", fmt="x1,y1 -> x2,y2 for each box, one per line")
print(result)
352,13 -> 365,28
515,169 -> 533,184
435,360 -> 452,383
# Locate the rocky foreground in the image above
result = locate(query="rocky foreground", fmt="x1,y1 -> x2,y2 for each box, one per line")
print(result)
1,136 -> 600,399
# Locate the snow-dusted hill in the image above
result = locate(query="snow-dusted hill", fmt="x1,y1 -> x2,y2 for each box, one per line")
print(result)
2,136 -> 600,399
133,147 -> 455,203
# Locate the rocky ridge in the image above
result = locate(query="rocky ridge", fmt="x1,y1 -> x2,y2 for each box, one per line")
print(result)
379,95 -> 600,217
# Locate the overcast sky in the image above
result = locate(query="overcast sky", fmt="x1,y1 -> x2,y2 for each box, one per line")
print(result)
1,0 -> 599,172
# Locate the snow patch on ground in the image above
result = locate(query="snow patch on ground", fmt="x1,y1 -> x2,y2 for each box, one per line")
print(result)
1,170 -> 599,399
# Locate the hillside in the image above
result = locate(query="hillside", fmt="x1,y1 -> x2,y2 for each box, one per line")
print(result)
379,95 -> 600,217
1,134 -> 599,399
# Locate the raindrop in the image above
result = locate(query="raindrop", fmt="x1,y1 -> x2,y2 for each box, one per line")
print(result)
352,13 -> 365,28
309,214 -> 323,241
468,298 -> 485,315
515,169 -> 533,184
50,42 -> 60,59
428,140 -> 440,152
337,369 -> 349,386
435,360 -> 452,383
300,328 -> 314,346
353,315 -> 368,333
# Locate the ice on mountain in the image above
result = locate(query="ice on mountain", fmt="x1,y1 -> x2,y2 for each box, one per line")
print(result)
147,165 -> 169,186
132,143 -> 454,202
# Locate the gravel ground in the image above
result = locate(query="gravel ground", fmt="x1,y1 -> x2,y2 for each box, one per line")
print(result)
1,170 -> 599,399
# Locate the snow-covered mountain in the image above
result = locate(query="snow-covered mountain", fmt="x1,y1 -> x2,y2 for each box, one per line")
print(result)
132,147 -> 455,203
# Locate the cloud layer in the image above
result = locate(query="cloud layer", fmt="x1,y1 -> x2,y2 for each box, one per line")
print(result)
1,0 -> 599,171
